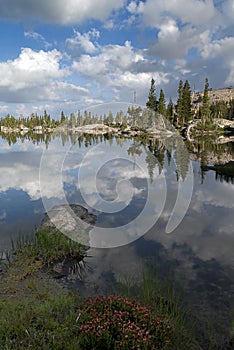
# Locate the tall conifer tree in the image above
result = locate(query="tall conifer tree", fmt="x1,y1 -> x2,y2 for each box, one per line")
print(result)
146,78 -> 158,112
167,97 -> 174,122
182,80 -> 192,125
176,80 -> 183,125
158,89 -> 166,116
202,77 -> 210,126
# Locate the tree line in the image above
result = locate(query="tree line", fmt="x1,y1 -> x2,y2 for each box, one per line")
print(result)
145,77 -> 234,128
0,78 -> 233,131
0,110 -> 116,129
0,111 -> 59,129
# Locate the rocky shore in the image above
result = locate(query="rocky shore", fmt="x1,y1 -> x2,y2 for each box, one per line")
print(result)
0,122 -> 177,138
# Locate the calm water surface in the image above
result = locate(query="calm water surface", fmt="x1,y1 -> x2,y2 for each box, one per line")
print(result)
0,132 -> 234,343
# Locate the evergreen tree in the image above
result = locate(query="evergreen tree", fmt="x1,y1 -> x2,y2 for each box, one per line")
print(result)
166,97 -> 174,123
122,114 -> 128,126
141,108 -> 150,128
181,80 -> 192,125
127,106 -> 142,127
70,113 -> 76,127
60,111 -> 66,124
228,99 -> 234,120
103,113 -> 107,124
106,111 -> 114,125
146,78 -> 158,112
99,114 -> 103,124
210,101 -> 228,119
158,89 -> 166,116
201,77 -> 210,126
77,110 -> 83,126
176,80 -> 183,126
115,111 -> 122,125
83,110 -> 91,125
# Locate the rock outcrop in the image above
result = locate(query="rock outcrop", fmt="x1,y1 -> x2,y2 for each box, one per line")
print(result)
41,204 -> 96,246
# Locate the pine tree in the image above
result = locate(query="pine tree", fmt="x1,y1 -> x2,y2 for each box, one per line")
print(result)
167,97 -> 174,123
201,77 -> 210,126
181,80 -> 192,125
70,113 -> 76,127
228,99 -> 234,120
176,80 -> 183,126
60,111 -> 66,124
106,111 -> 114,125
158,89 -> 166,116
83,110 -> 91,125
210,100 -> 228,119
115,112 -> 121,124
77,110 -> 83,126
146,78 -> 158,112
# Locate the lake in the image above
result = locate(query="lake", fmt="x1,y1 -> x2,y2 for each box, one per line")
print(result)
0,131 -> 234,344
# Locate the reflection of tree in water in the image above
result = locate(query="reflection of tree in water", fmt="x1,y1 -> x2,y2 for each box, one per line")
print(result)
61,132 -> 69,146
145,149 -> 158,182
115,137 -> 125,147
127,140 -> 143,175
166,149 -> 172,166
127,136 -> 190,182
201,161 -> 234,185
0,131 -> 52,148
189,138 -> 234,184
216,173 -> 234,184
70,133 -> 77,146
150,139 -> 165,175
145,137 -> 189,181
173,138 -> 190,181
187,137 -> 234,167
127,139 -> 169,183
0,131 -> 117,150
127,140 -> 142,157
2,130 -> 190,183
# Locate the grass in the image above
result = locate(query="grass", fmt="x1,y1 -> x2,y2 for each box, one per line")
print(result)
116,269 -> 199,350
14,227 -> 86,265
0,283 -> 189,350
6,228 -> 86,281
0,230 -> 198,349
0,292 -> 174,350
1,231 -> 233,349
0,293 -> 81,350
0,228 -> 85,349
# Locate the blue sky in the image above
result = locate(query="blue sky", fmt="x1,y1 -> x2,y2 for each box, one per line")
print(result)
0,0 -> 233,118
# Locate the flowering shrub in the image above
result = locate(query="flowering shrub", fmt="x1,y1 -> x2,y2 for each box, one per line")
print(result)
77,295 -> 173,349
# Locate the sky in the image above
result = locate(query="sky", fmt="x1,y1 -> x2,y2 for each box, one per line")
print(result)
0,0 -> 233,119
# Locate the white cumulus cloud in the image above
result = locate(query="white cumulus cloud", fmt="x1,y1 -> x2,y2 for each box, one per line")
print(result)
0,48 -> 91,105
0,48 -> 67,91
66,29 -> 100,53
